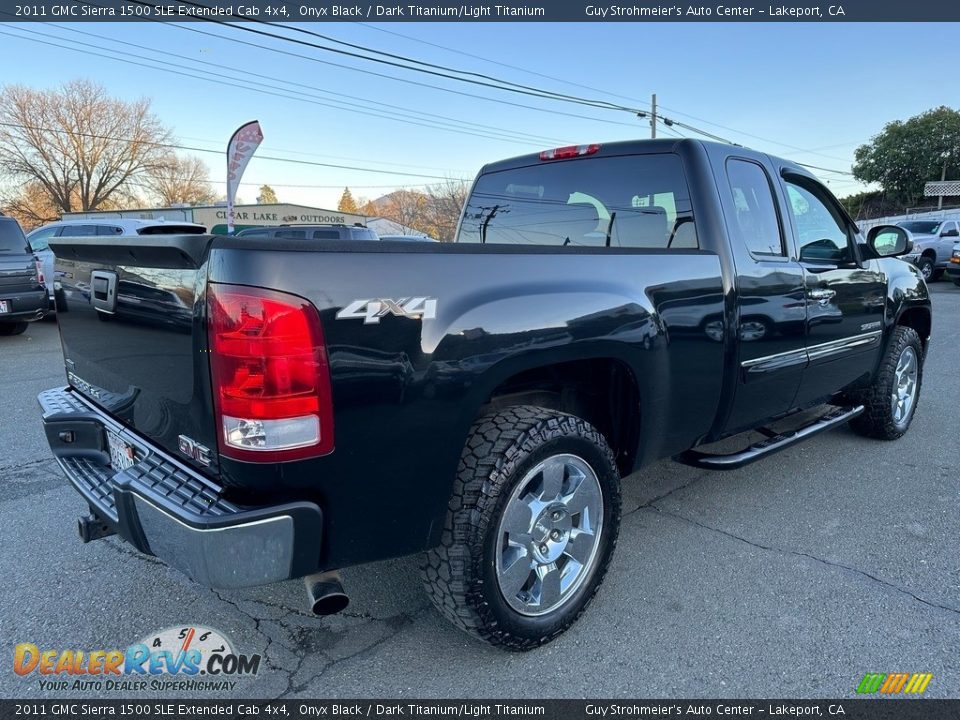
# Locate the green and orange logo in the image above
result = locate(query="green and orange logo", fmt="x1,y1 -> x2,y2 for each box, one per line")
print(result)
856,673 -> 933,695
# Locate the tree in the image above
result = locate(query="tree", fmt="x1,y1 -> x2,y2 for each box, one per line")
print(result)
0,80 -> 171,214
2,181 -> 141,231
853,106 -> 960,204
425,179 -> 469,242
257,184 -> 278,204
338,187 -> 358,213
380,190 -> 430,231
144,154 -> 215,206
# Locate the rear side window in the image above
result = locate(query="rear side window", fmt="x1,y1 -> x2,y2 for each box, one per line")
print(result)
313,230 -> 341,239
0,219 -> 29,253
350,228 -> 378,241
457,154 -> 697,249
725,159 -> 784,256
275,229 -> 307,239
61,225 -> 98,237
98,225 -> 124,235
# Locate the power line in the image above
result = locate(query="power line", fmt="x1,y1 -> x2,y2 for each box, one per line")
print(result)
157,0 -> 643,115
86,0 -> 643,129
0,24 -> 570,151
0,119 -> 460,180
35,20 -> 570,147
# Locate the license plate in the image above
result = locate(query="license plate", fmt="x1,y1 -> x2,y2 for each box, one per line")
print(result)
107,431 -> 135,471
0,300 -> 8,313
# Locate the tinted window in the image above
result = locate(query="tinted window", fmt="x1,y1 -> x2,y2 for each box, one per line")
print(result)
275,230 -> 307,239
898,221 -> 941,234
726,159 -> 784,256
350,228 -> 378,241
98,226 -> 124,235
0,219 -> 28,253
458,154 -> 697,249
28,226 -> 58,252
784,179 -> 852,263
61,225 -> 98,237
313,230 -> 341,239
138,225 -> 206,235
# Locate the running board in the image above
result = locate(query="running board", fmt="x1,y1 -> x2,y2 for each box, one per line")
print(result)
676,405 -> 864,471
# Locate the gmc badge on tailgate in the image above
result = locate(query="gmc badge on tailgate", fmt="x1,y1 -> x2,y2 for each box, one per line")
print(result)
178,435 -> 212,466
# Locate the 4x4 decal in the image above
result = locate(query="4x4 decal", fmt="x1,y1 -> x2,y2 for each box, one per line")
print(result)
336,297 -> 437,325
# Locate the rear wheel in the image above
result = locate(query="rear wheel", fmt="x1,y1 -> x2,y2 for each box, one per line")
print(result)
848,326 -> 923,440
0,322 -> 28,336
422,405 -> 621,650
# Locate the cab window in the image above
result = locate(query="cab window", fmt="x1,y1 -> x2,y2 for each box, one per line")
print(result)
457,154 -> 697,249
725,159 -> 784,256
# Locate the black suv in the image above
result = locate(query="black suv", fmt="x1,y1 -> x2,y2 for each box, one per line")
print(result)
235,224 -> 379,241
0,214 -> 47,336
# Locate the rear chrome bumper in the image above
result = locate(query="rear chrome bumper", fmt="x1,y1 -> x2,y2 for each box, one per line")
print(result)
38,386 -> 323,588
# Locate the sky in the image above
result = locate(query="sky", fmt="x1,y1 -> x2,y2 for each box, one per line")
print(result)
0,20 -> 957,210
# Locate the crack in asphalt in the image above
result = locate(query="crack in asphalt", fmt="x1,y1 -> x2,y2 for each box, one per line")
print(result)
623,469 -> 714,518
651,505 -> 960,618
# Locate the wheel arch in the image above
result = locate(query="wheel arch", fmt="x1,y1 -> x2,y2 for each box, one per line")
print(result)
476,355 -> 642,476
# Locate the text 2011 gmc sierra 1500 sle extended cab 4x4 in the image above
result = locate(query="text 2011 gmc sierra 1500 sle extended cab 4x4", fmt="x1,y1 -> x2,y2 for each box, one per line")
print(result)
39,139 -> 930,649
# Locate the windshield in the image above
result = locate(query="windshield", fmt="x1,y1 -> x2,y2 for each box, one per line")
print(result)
0,220 -> 29,253
899,221 -> 941,234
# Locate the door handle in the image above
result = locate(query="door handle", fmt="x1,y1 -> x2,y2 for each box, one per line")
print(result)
808,288 -> 836,305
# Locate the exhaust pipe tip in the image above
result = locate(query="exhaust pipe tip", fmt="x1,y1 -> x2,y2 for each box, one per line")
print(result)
305,571 -> 349,616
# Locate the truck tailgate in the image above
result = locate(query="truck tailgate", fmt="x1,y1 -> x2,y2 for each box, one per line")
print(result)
49,235 -> 218,473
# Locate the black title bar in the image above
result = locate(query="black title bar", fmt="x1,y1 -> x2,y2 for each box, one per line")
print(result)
5,0 -> 960,21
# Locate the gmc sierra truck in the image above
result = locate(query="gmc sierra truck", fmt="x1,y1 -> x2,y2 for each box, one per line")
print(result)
39,139 -> 930,650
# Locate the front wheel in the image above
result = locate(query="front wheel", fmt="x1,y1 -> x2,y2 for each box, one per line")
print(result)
422,405 -> 621,650
915,256 -> 935,281
848,326 -> 923,440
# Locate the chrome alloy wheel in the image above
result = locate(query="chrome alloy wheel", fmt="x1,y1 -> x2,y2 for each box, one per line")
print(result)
494,454 -> 604,616
891,345 -> 919,427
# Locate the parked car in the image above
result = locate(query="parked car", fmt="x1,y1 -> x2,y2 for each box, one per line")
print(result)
896,218 -> 960,280
235,224 -> 379,241
378,234 -> 439,242
945,242 -> 960,286
0,213 -> 48,335
38,139 -> 930,650
27,219 -> 206,311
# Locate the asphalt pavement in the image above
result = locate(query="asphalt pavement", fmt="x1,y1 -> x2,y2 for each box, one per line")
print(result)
1,285 -> 957,699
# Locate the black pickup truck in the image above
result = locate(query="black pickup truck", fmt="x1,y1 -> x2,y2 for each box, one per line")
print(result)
0,213 -> 48,335
39,139 -> 930,650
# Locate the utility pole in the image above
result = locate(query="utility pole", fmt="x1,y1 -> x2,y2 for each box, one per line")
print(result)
938,159 -> 947,210
650,93 -> 657,139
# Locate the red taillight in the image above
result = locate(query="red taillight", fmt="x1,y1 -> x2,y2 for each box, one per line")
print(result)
539,144 -> 600,161
208,284 -> 334,462
35,261 -> 45,286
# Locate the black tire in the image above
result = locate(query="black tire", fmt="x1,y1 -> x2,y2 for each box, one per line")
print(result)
915,256 -> 935,281
953,278 -> 960,288
0,322 -> 28,336
848,326 -> 923,440
931,269 -> 944,281
422,405 -> 621,650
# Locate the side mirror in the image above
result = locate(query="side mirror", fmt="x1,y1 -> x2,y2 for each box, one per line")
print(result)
941,228 -> 959,238
867,225 -> 913,257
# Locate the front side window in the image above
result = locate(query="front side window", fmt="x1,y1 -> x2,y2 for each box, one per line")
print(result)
784,179 -> 853,263
725,159 -> 784,256
457,154 -> 697,249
